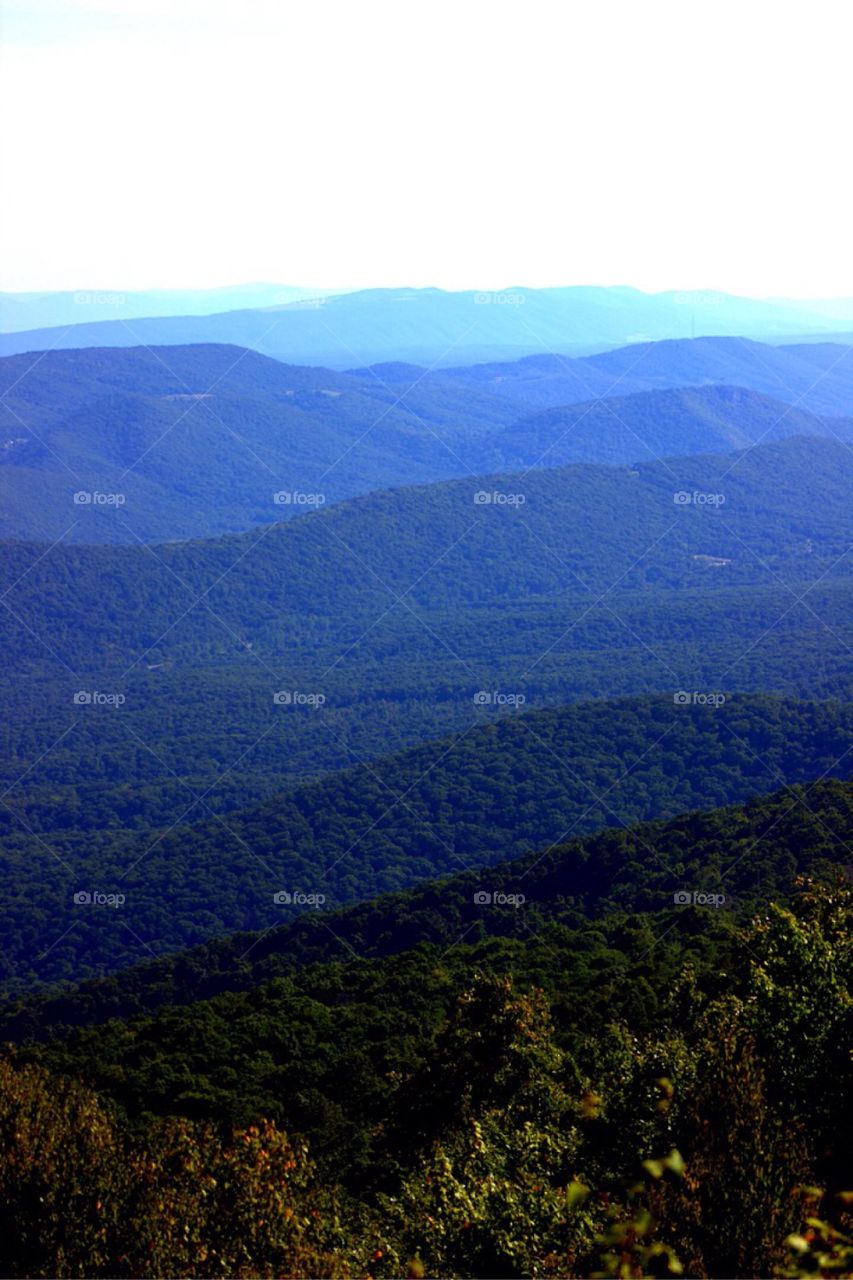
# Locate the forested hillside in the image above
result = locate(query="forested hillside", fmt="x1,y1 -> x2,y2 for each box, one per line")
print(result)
2,338 -> 850,1280
445,335 -> 853,415
0,344 -> 515,542
3,783 -> 851,1278
3,436 -> 850,664
4,8 -> 852,1277
4,776 -> 849,1039
3,340 -> 851,542
1,693 -> 850,992
476,384 -> 853,470
1,437 -> 850,871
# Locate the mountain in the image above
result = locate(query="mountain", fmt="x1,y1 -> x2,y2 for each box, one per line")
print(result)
0,436 -> 850,848
3,773 -> 847,1044
3,436 -> 850,664
1,285 -> 851,366
6,776 -> 849,1043
0,284 -> 351,333
0,343 -> 517,543
2,341 -> 852,543
443,336 -> 853,417
473,384 -> 853,471
5,781 -> 850,1280
0,690 -> 850,993
1,305 -> 851,1280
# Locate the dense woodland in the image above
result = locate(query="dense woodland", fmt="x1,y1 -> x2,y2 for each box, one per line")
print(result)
1,693 -> 851,992
3,337 -> 853,543
2,784 -> 851,1277
1,332 -> 851,1276
1,434 -> 850,864
3,437 -> 852,634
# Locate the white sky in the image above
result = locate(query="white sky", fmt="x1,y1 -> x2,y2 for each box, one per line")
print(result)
1,0 -> 851,297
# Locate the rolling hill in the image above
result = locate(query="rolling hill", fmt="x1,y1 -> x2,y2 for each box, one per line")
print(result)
1,316 -> 851,1280
2,436 -> 850,666
0,343 -> 517,542
442,335 -> 853,416
4,776 -> 848,1044
5,783 -> 849,1280
3,773 -> 845,1044
0,691 -> 850,993
0,436 -> 850,851
471,383 -> 853,471
2,340 -> 852,541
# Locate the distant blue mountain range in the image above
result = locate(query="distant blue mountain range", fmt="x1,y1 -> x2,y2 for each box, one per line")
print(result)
0,283 -> 350,334
1,285 -> 851,365
2,338 -> 852,542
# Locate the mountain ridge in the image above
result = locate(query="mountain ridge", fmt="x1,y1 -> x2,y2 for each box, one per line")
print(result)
1,690 -> 850,993
2,285 -> 851,365
3,774 -> 849,1065
2,340 -> 852,542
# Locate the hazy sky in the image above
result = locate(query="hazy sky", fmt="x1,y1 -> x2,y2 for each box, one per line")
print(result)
1,0 -> 850,296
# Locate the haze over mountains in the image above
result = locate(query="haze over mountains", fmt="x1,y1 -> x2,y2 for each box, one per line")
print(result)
0,284 -> 352,333
3,337 -> 853,542
441,335 -> 853,413
4,434 -> 850,663
2,284 -> 853,366
1,435 -> 850,906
